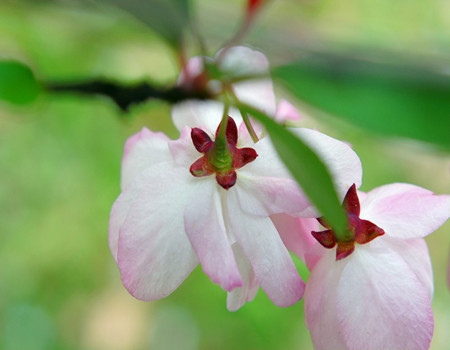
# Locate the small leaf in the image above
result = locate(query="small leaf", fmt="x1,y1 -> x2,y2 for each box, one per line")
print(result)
237,102 -> 348,236
103,0 -> 190,47
272,53 -> 450,150
0,61 -> 40,105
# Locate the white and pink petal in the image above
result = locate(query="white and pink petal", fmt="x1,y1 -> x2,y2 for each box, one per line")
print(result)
236,136 -> 309,216
117,164 -> 199,301
271,214 -> 318,264
304,250 -> 348,350
237,129 -> 362,217
274,99 -> 302,123
121,128 -> 171,189
226,243 -> 260,311
291,128 -> 362,217
109,167 -> 157,262
360,183 -> 450,239
381,237 -> 433,299
219,46 -> 276,116
305,241 -> 434,350
336,242 -> 433,350
168,126 -> 201,167
226,190 -> 305,307
184,179 -> 243,291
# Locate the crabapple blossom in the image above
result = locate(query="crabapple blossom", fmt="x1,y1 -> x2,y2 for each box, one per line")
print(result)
109,46 -> 362,310
296,183 -> 450,350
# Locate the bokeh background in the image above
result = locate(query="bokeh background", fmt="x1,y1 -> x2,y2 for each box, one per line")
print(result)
1,0 -> 449,349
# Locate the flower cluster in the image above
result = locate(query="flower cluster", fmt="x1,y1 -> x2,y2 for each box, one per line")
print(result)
109,47 -> 450,349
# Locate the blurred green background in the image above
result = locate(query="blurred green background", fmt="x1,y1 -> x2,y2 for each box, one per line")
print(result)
0,0 -> 449,349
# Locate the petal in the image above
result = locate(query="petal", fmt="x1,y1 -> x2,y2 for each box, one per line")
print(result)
236,137 -> 310,216
304,250 -> 348,350
303,241 -> 327,271
171,100 -> 226,133
238,117 -> 265,146
184,179 -> 242,291
173,46 -> 275,134
270,214 -> 318,263
168,126 -> 201,168
336,242 -> 433,350
360,183 -> 450,239
382,237 -> 433,300
274,99 -> 302,122
218,46 -> 270,77
226,243 -> 260,311
236,175 -> 308,216
117,164 -> 199,300
121,128 -> 171,189
238,129 -> 363,217
177,56 -> 205,85
218,46 -> 276,116
290,128 -> 363,216
226,190 -> 305,307
239,136 -> 291,178
109,168 -> 154,262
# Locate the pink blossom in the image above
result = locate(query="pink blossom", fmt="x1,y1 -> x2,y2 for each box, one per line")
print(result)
299,183 -> 450,350
109,46 -> 362,310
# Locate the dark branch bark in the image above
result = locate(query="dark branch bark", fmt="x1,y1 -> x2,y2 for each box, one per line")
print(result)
46,80 -> 212,111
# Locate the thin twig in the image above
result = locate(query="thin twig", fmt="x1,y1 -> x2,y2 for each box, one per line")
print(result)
46,80 -> 212,111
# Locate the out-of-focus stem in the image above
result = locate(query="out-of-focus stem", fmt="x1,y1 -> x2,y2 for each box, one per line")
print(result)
239,107 -> 259,143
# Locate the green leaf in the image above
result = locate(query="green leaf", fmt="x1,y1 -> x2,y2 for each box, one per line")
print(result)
0,61 -> 40,105
237,102 -> 348,237
272,53 -> 450,150
104,0 -> 190,47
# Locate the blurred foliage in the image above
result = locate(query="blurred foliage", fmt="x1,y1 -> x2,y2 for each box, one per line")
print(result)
103,0 -> 191,48
0,1 -> 449,350
0,61 -> 40,104
273,54 -> 450,150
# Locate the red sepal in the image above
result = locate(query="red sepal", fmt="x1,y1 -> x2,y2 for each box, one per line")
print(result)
336,242 -> 355,260
191,128 -> 213,153
215,116 -> 238,147
311,229 -> 336,249
189,117 -> 257,190
343,183 -> 360,216
234,147 -> 258,169
216,170 -> 237,190
317,217 -> 330,229
355,220 -> 385,244
189,157 -> 213,177
310,184 -> 385,261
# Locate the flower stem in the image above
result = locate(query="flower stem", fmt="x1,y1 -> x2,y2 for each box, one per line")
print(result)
217,103 -> 230,140
239,107 -> 259,143
225,90 -> 259,144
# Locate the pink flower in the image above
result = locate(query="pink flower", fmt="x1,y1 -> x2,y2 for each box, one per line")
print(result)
298,183 -> 450,350
109,46 -> 362,310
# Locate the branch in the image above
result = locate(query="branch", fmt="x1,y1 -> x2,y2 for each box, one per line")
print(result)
46,80 -> 212,111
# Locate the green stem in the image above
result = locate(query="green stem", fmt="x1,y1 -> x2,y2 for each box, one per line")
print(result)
225,90 -> 259,144
239,107 -> 259,143
217,103 -> 230,140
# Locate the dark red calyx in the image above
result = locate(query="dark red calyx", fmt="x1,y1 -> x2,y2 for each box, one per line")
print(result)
189,117 -> 258,190
312,184 -> 385,261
